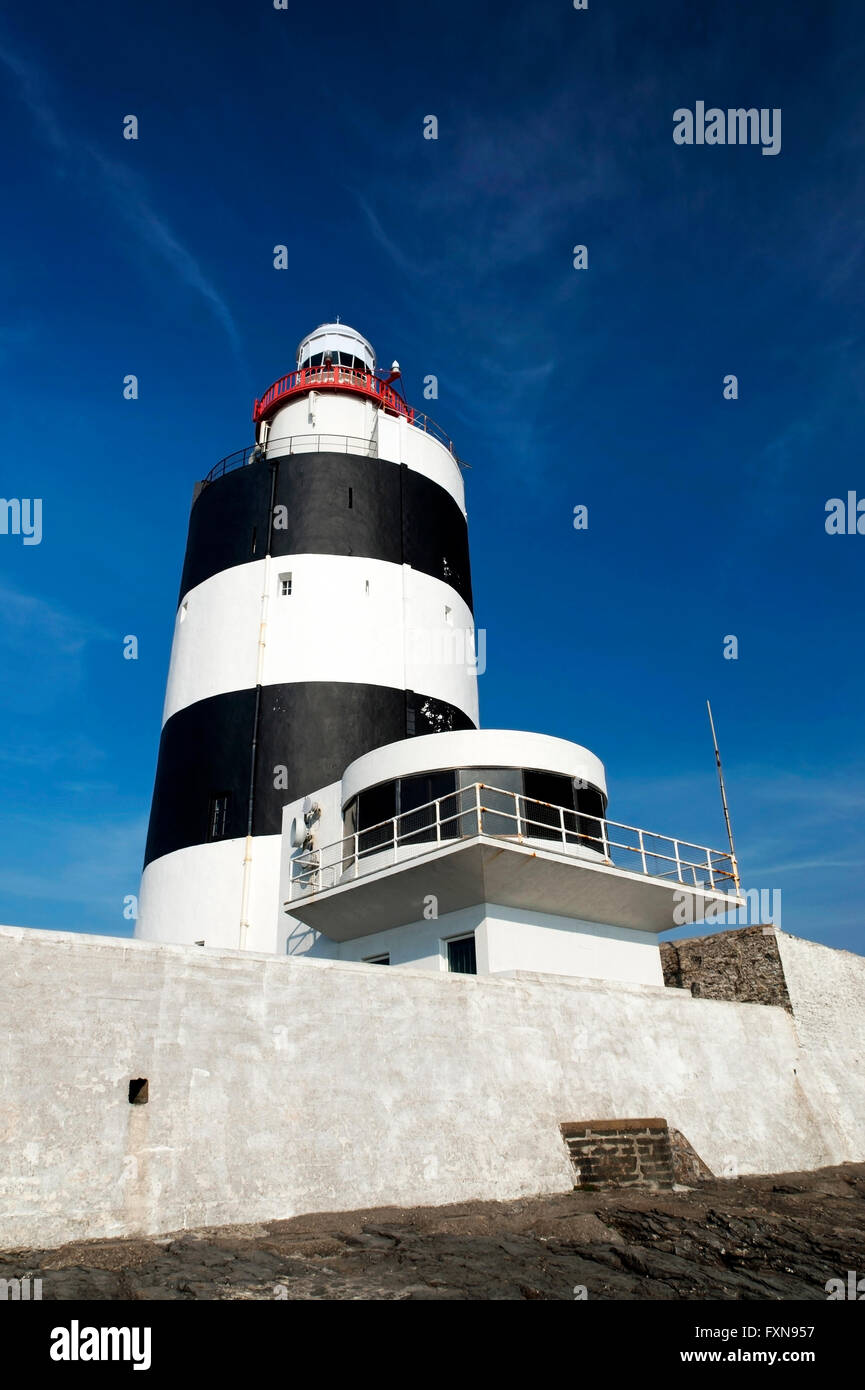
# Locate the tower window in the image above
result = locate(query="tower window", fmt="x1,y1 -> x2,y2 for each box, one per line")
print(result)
279,572 -> 292,596
447,934 -> 476,975
348,486 -> 353,509
522,769 -> 576,841
207,793 -> 230,841
128,1078 -> 149,1105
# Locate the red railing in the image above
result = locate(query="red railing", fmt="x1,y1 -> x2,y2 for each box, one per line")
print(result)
253,365 -> 414,425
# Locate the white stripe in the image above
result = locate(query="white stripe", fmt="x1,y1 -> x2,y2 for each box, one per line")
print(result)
163,555 -> 479,726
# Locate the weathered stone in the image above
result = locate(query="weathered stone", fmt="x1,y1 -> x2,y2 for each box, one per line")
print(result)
660,925 -> 792,1010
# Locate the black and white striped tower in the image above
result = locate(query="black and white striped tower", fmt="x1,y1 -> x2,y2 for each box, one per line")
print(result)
137,323 -> 479,951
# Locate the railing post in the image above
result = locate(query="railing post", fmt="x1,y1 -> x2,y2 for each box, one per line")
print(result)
476,783 -> 482,836
392,817 -> 398,864
673,839 -> 683,883
559,804 -> 566,850
705,850 -> 715,891
435,795 -> 441,843
353,831 -> 359,879
601,817 -> 610,862
638,828 -> 647,874
515,792 -> 522,839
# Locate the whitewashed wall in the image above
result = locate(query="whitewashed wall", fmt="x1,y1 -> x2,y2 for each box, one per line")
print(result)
0,925 -> 862,1249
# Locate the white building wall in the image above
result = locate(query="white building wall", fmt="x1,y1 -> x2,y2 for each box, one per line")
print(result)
482,906 -> 665,986
775,931 -> 865,1163
163,557 -> 478,726
2,925 -> 862,1249
265,392 -> 373,449
315,904 -> 662,987
280,780 -> 343,961
137,837 -> 282,953
163,563 -> 261,723
321,906 -> 487,970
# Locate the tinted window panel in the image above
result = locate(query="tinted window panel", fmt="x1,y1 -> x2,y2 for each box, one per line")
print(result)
522,770 -> 576,841
576,784 -> 607,853
357,780 -> 397,856
398,771 -> 458,845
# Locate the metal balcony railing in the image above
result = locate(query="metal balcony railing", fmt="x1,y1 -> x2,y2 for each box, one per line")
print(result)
285,781 -> 740,902
254,364 -> 409,424
203,434 -> 377,484
252,363 -> 461,458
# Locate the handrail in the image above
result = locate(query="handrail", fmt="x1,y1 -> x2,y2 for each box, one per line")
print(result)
202,421 -> 468,487
202,434 -> 377,485
254,364 -> 408,423
252,363 -> 460,458
286,781 -> 740,902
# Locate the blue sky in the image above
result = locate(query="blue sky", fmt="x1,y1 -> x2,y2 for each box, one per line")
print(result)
0,0 -> 862,950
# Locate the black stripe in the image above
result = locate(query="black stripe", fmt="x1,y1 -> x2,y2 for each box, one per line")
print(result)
179,452 -> 473,610
143,683 -> 476,866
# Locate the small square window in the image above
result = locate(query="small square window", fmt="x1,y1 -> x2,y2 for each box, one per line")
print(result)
446,934 -> 476,975
280,573 -> 293,596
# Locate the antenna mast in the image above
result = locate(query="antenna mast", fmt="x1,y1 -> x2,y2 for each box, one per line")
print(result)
706,700 -> 740,893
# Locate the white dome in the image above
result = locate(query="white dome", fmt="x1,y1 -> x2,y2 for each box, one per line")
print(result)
296,322 -> 376,373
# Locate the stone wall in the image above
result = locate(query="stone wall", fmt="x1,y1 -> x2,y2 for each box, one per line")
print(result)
660,925 -> 791,1009
560,1119 -> 674,1189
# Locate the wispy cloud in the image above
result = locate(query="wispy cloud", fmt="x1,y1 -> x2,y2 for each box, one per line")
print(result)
356,195 -> 432,282
0,812 -> 147,912
753,857 -> 864,875
0,583 -> 113,714
0,37 -> 244,361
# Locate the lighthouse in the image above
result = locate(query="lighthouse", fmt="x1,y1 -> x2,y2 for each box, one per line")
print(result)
138,320 -> 741,979
137,323 -> 479,952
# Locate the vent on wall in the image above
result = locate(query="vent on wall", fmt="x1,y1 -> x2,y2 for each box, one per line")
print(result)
128,1078 -> 149,1105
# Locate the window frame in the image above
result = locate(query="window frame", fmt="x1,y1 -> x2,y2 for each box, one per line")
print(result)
444,931 -> 477,976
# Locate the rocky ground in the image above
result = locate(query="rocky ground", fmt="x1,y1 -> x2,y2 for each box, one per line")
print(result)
4,1164 -> 865,1301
